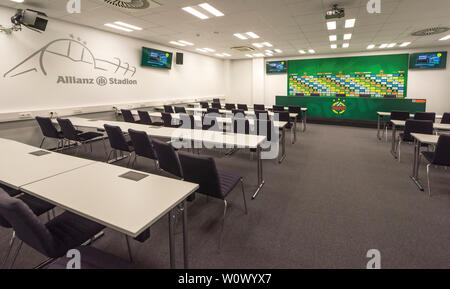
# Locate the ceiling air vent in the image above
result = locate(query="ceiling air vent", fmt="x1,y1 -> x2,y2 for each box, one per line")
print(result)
231,46 -> 255,52
103,0 -> 160,10
411,27 -> 449,36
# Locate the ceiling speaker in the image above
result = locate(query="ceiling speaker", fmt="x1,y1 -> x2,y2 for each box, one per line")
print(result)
411,27 -> 449,36
176,53 -> 184,65
103,0 -> 153,9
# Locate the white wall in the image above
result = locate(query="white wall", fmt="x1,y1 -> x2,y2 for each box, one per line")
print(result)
0,6 -> 225,121
228,47 -> 450,114
228,59 -> 253,105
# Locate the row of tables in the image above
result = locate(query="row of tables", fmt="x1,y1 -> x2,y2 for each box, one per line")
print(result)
0,138 -> 198,268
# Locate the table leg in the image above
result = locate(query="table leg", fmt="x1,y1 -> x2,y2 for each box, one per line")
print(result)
390,122 -> 397,158
279,127 -> 286,164
168,210 -> 175,269
303,111 -> 307,132
252,145 -> 265,199
182,199 -> 189,269
410,139 -> 424,191
292,117 -> 297,144
377,114 -> 382,140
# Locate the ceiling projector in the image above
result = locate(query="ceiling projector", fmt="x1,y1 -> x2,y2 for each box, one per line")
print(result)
11,9 -> 48,33
325,4 -> 345,20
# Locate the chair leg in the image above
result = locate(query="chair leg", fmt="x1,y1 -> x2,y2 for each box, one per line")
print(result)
219,199 -> 228,249
1,232 -> 15,269
124,235 -> 133,263
90,142 -> 93,152
106,150 -> 114,163
132,155 -> 137,169
241,179 -> 248,214
39,137 -> 46,148
9,240 -> 23,269
102,137 -> 109,159
397,139 -> 402,162
426,164 -> 431,197
126,153 -> 133,168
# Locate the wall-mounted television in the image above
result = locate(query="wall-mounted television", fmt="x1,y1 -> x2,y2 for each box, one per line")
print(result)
409,51 -> 447,70
141,47 -> 173,69
266,61 -> 287,74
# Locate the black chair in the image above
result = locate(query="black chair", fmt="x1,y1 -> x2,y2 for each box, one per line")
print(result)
213,98 -> 221,104
152,139 -> 183,178
211,102 -> 222,109
310,93 -> 320,97
414,112 -> 436,123
275,111 -> 292,129
441,113 -> 450,124
57,118 -> 104,155
397,120 -> 433,162
121,109 -> 139,124
161,112 -> 181,128
178,151 -> 247,248
421,135 -> 450,196
164,105 -> 174,113
104,124 -> 134,166
288,106 -> 303,122
237,104 -> 248,111
359,94 -> 371,98
384,94 -> 397,99
36,116 -> 64,149
273,105 -> 285,112
137,111 -> 163,126
384,110 -> 410,141
254,104 -> 265,111
207,108 -> 219,114
336,93 -> 346,97
128,129 -> 158,169
225,103 -> 236,110
0,189 -> 104,269
174,106 -> 186,114
199,102 -> 209,109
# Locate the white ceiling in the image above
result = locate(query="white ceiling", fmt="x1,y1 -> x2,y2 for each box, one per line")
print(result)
1,0 -> 450,59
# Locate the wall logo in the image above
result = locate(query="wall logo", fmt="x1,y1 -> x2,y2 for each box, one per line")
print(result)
332,98 -> 347,114
3,34 -> 137,86
96,76 -> 108,86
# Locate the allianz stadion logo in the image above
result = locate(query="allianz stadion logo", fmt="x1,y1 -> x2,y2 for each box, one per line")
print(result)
56,76 -> 137,86
331,98 -> 347,114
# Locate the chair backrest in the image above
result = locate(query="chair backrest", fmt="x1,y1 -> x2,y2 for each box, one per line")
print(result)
310,93 -> 320,97
36,116 -> 60,138
255,110 -> 269,120
275,111 -> 290,123
211,102 -> 221,109
288,106 -> 301,114
104,124 -> 132,152
213,98 -> 220,104
232,109 -> 245,116
199,102 -> 209,109
404,120 -> 433,137
273,105 -> 285,112
164,105 -> 174,113
233,117 -> 250,135
254,104 -> 265,111
441,112 -> 450,124
359,94 -> 371,98
121,109 -> 136,123
174,106 -> 186,114
57,118 -> 79,141
336,94 -> 346,97
414,112 -> 436,122
384,94 -> 396,99
128,129 -> 156,160
237,104 -> 248,111
137,111 -> 153,125
225,103 -> 236,110
432,135 -> 450,166
161,112 -> 176,127
390,110 -> 410,121
152,139 -> 183,178
178,152 -> 222,198
0,189 -> 57,258
207,108 -> 219,114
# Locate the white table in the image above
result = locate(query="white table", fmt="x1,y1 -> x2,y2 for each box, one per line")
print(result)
377,112 -> 443,140
21,162 -> 198,269
410,133 -> 439,191
0,138 -> 95,190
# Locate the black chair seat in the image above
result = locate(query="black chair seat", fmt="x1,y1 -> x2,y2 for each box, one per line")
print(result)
78,131 -> 103,142
218,171 -> 241,199
46,212 -> 105,258
46,246 -> 136,269
422,151 -> 435,163
18,195 -> 55,217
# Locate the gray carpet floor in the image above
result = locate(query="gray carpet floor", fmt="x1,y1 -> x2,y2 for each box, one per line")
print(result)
1,123 -> 449,269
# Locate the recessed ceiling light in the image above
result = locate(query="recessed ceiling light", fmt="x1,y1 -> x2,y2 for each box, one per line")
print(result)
399,42 -> 411,47
253,43 -> 264,48
329,35 -> 337,41
327,21 -> 336,30
379,43 -> 388,48
245,54 -> 253,57
199,3 -> 224,17
104,23 -> 133,32
262,42 -> 273,47
345,19 -> 356,28
216,54 -> 224,57
342,43 -> 349,48
182,7 -> 209,19
196,48 -> 207,53
299,50 -> 306,54
331,44 -> 337,49
234,33 -> 247,40
178,40 -> 194,46
387,43 -> 396,48
222,53 -> 231,57
274,49 -> 282,53
308,49 -> 315,54
439,35 -> 450,41
253,53 -> 265,57
343,33 -> 352,40
246,32 -> 260,39
170,41 -> 186,46
114,21 -> 142,31
367,44 -> 375,49
265,52 -> 273,56
203,48 -> 215,52
10,0 -> 24,2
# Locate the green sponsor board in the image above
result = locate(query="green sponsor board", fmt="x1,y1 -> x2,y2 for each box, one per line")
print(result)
287,54 -> 409,98
276,96 -> 426,121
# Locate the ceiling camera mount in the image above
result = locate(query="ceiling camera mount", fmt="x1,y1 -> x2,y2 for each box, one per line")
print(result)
1,9 -> 48,35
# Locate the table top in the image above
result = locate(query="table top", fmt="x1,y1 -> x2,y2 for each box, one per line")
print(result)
21,162 -> 199,238
0,138 -> 95,190
390,120 -> 450,131
410,133 -> 439,145
378,111 -> 443,119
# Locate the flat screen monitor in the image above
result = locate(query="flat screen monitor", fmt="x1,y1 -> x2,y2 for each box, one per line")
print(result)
266,61 -> 287,74
409,51 -> 447,69
141,47 -> 173,69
